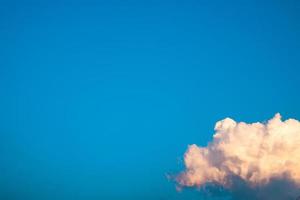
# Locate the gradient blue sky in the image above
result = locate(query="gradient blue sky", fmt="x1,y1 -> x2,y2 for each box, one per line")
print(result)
1,1 -> 300,199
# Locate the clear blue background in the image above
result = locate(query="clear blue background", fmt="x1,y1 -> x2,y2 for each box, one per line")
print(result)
0,1 -> 299,199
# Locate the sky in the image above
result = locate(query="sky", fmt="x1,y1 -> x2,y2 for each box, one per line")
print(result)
0,0 -> 300,199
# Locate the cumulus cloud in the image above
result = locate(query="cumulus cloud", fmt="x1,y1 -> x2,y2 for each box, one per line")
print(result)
176,113 -> 300,199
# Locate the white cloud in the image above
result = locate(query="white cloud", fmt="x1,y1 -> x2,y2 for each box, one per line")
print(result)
176,114 -> 300,199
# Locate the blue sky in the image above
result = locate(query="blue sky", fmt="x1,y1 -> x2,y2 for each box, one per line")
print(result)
0,1 -> 300,199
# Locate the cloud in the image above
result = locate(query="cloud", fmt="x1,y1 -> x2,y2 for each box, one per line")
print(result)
176,113 -> 300,199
